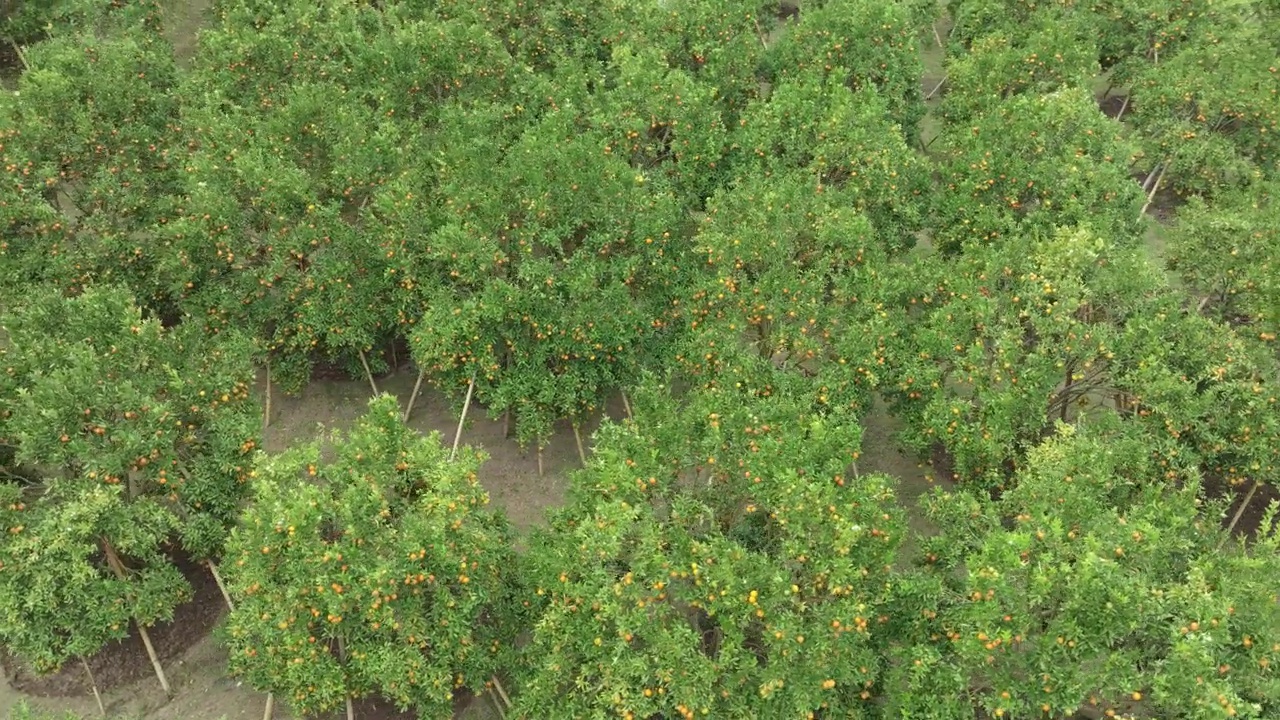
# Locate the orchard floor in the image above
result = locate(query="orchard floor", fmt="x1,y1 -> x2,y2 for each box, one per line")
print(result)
0,371 -> 938,720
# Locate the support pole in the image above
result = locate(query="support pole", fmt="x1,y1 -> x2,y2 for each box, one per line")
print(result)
1219,480 -> 1263,549
80,656 -> 106,717
263,359 -> 272,432
1115,93 -> 1131,122
492,676 -> 513,709
926,75 -> 947,100
359,348 -> 380,396
103,539 -> 172,698
9,40 -> 29,71
403,367 -> 426,423
135,625 -> 171,698
338,637 -> 354,720
573,423 -> 587,466
207,559 -> 234,612
1139,163 -> 1168,219
450,373 -> 476,463
620,391 -> 633,421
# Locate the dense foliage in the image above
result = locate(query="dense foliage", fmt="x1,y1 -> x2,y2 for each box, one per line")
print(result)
0,0 -> 1277,718
221,396 -> 526,717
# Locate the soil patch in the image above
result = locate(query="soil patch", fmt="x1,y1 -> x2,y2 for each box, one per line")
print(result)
4,548 -> 226,697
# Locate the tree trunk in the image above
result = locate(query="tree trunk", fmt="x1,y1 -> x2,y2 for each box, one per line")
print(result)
102,539 -> 172,698
450,373 -> 477,463
572,423 -> 587,466
126,470 -> 142,501
537,444 -> 544,477
80,655 -> 106,717
402,367 -> 426,423
262,694 -> 274,720
502,410 -> 511,439
358,348 -> 380,396
620,391 -> 633,421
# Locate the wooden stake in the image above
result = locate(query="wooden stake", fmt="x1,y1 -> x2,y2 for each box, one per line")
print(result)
80,655 -> 106,717
537,444 -> 544,477
450,373 -> 476,463
9,39 -> 29,71
1139,163 -> 1168,219
102,539 -> 172,698
1219,480 -> 1263,549
926,75 -> 948,100
263,359 -> 272,432
620,391 -> 633,420
1114,93 -> 1131,122
207,559 -> 234,611
402,367 -> 426,422
1141,163 -> 1164,193
358,348 -> 380,395
489,692 -> 507,720
135,624 -> 171,698
573,423 -> 587,466
752,16 -> 768,49
933,24 -> 943,47
262,694 -> 274,720
491,676 -> 513,709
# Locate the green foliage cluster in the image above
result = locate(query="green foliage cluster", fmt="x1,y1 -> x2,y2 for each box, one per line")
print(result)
0,0 -> 1277,719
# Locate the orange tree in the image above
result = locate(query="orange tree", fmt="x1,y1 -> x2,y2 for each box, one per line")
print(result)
882,423 -> 1279,719
1167,178 -> 1280,336
763,0 -> 926,140
878,220 -> 1280,499
733,65 -> 930,253
514,375 -> 905,719
931,86 -> 1144,254
1116,0 -> 1279,195
0,24 -> 184,307
408,73 -> 691,450
0,284 -> 257,688
876,227 -> 1158,489
220,395 -> 528,718
938,12 -> 1100,125
1106,295 -> 1280,531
